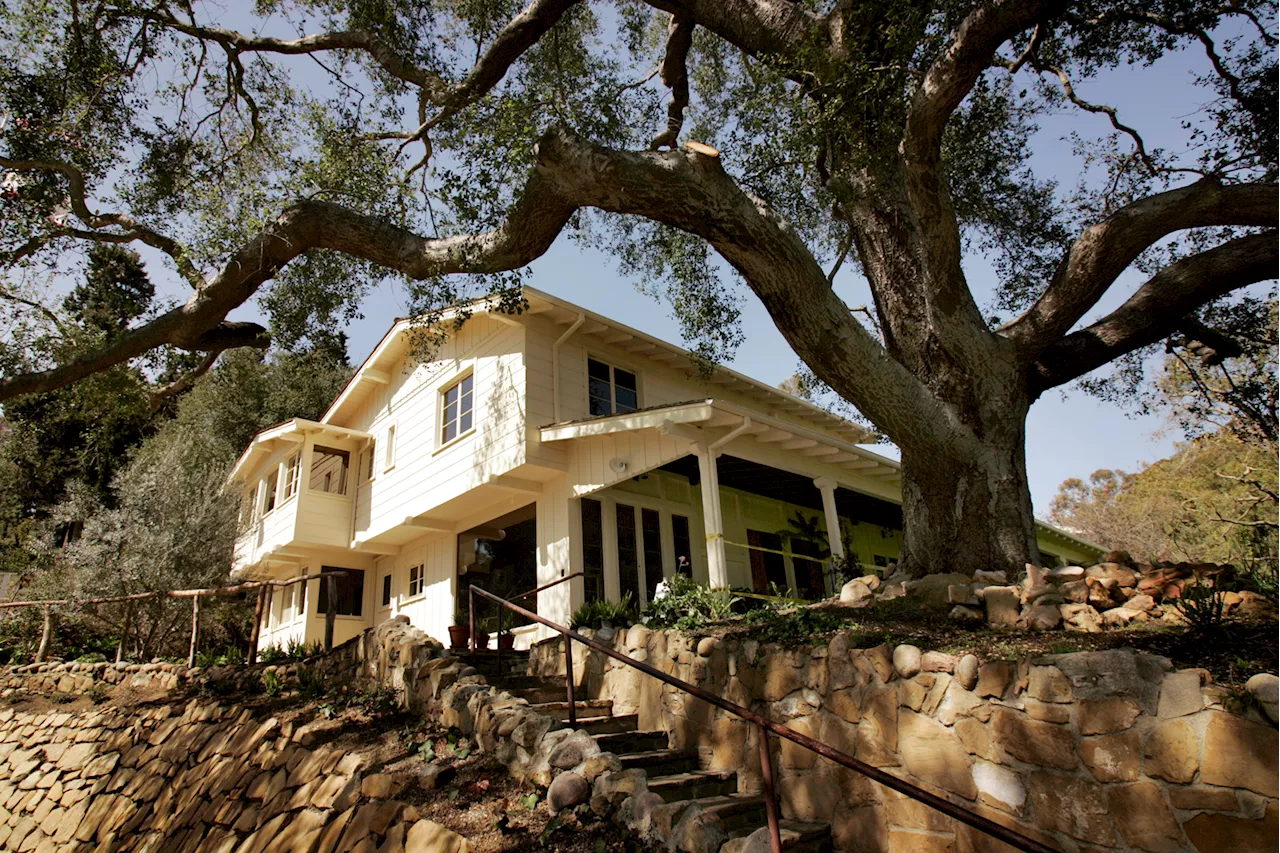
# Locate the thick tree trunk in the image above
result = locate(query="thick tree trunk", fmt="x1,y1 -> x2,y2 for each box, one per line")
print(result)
896,410 -> 1041,578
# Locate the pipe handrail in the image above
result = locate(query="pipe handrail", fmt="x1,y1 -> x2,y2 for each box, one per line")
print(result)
471,572 -> 584,679
469,583 -> 1056,853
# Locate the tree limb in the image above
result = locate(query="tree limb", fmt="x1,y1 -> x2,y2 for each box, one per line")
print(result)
1003,179 -> 1277,354
650,16 -> 694,150
1029,231 -> 1279,394
0,127 -> 955,451
0,156 -> 203,287
145,14 -> 450,99
0,287 -> 68,334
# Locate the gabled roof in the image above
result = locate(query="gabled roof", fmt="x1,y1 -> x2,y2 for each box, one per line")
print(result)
320,286 -> 873,446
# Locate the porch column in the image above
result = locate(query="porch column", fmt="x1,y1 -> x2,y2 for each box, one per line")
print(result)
695,445 -> 729,590
813,477 -> 845,561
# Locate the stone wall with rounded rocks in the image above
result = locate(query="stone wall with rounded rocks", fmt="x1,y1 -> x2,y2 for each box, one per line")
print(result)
0,698 -> 476,852
530,626 -> 1278,853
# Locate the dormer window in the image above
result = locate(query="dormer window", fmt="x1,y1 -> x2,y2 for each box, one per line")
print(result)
588,358 -> 638,416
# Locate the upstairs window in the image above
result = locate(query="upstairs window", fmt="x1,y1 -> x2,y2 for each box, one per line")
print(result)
588,358 -> 637,416
408,564 -> 424,598
262,470 -> 278,514
441,375 -> 474,444
283,453 -> 301,499
242,483 -> 259,525
310,446 -> 349,494
362,438 -> 377,483
384,425 -> 396,470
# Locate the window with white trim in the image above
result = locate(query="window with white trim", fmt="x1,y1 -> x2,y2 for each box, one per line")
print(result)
408,564 -> 424,598
362,439 -> 377,482
588,358 -> 638,416
262,469 -> 278,514
441,375 -> 474,444
241,483 -> 259,525
283,452 -> 301,499
380,573 -> 392,608
384,425 -> 396,470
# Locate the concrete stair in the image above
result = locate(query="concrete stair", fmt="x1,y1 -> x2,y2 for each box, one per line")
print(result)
484,666 -> 833,852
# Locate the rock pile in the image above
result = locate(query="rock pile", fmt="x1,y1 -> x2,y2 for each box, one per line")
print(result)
840,552 -> 1277,632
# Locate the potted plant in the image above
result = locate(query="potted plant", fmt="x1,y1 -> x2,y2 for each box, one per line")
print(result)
496,622 -> 516,651
473,617 -> 491,651
448,609 -> 470,650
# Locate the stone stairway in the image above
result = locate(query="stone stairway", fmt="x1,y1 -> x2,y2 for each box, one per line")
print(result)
472,650 -> 832,853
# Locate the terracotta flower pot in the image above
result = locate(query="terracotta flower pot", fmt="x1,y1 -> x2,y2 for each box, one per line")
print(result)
498,633 -> 516,651
474,632 -> 490,651
448,625 -> 470,649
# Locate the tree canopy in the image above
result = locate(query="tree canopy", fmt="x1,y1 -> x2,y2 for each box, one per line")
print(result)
1,0 -> 1275,574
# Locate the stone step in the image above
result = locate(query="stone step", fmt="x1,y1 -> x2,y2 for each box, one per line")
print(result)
530,699 -> 615,721
617,749 -> 699,777
646,770 -> 739,803
591,730 -> 670,754
490,674 -> 560,691
509,685 -> 571,703
726,821 -> 833,853
684,794 -> 767,834
573,714 -> 638,736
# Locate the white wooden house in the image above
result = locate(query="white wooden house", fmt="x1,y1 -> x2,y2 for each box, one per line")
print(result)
228,288 -> 1102,651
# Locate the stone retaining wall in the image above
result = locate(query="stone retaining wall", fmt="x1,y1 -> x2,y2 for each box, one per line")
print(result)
0,698 -> 475,853
530,627 -> 1279,853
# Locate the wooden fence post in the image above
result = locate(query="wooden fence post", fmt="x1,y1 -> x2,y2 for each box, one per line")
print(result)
188,596 -> 201,667
35,606 -> 53,663
116,604 -> 131,664
247,588 -> 266,665
324,574 -> 337,652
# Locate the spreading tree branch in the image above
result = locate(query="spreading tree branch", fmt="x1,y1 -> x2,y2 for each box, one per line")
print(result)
0,128 -> 955,451
1003,179 -> 1277,354
1029,231 -> 1279,394
0,156 -> 203,287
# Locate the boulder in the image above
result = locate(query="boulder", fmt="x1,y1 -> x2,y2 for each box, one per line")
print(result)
983,587 -> 1020,628
907,573 -> 972,605
1059,580 -> 1089,603
1087,563 -> 1138,588
949,605 -> 984,626
892,645 -> 922,679
406,819 -> 473,853
547,772 -> 590,814
839,579 -> 873,604
972,570 -> 1007,585
1021,604 -> 1062,631
1246,672 -> 1279,724
1047,566 -> 1085,582
954,655 -> 979,691
1059,604 -> 1102,633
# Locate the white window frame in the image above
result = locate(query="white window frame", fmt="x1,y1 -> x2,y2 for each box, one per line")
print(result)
384,425 -> 397,471
587,356 -> 640,417
438,370 -> 476,450
283,452 -> 301,500
407,564 -> 425,599
361,438 -> 378,483
261,467 -> 280,515
378,572 -> 393,610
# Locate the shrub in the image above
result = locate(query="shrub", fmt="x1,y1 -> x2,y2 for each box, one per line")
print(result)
642,577 -> 739,630
261,670 -> 285,698
570,593 -> 636,631
1175,578 -> 1228,633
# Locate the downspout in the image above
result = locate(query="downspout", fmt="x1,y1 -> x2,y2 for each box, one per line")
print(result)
552,313 -> 585,424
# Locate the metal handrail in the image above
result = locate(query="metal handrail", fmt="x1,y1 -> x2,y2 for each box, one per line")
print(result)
470,572 -> 584,678
469,584 -> 1056,853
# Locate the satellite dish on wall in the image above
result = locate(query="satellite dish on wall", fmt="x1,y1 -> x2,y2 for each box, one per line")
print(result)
609,457 -> 629,474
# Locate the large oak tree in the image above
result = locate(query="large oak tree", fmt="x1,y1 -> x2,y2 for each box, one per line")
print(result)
1,0 -> 1275,575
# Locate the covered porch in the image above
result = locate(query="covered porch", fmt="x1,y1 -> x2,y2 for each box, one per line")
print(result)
534,399 -> 905,623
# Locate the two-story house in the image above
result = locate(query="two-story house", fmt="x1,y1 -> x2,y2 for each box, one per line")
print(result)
229,287 -> 1102,651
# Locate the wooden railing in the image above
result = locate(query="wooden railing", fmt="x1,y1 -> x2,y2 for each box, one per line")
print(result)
468,583 -> 1056,853
0,570 -> 346,665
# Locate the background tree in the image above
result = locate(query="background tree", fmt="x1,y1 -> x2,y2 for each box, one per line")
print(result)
0,0 -> 1275,575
